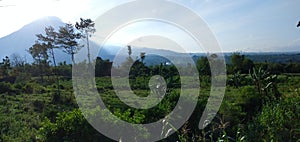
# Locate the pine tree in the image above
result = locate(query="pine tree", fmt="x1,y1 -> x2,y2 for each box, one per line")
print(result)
57,23 -> 82,64
75,18 -> 95,64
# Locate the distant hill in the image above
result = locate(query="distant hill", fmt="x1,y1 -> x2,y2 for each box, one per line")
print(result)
242,52 -> 300,64
97,45 -> 196,66
1,16 -> 299,66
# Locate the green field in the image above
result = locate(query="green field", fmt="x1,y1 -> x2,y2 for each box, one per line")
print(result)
0,21 -> 299,141
0,69 -> 299,141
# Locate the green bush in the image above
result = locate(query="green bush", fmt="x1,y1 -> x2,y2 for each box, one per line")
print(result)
236,86 -> 261,119
22,82 -> 46,94
246,97 -> 300,141
14,72 -> 31,84
0,82 -> 14,94
33,99 -> 45,112
39,109 -> 111,142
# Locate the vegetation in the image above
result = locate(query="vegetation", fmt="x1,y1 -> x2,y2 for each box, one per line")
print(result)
0,18 -> 300,141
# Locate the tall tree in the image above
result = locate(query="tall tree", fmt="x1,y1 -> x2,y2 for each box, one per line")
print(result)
28,42 -> 49,81
75,18 -> 95,64
57,23 -> 81,64
36,26 -> 61,94
36,26 -> 59,68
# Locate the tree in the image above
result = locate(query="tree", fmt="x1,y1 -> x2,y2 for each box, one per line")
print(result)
10,53 -> 26,67
95,57 -> 112,77
75,18 -> 95,64
0,56 -> 11,77
196,57 -> 210,76
127,45 -> 132,56
230,53 -> 254,74
36,26 -> 59,68
9,53 -> 27,79
28,42 -> 49,81
117,45 -> 134,76
36,26 -> 61,94
229,71 -> 242,88
57,23 -> 81,64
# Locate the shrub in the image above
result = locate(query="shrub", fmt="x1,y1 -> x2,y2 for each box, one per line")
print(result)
14,72 -> 31,84
22,83 -> 46,94
39,109 -> 111,142
0,82 -> 14,94
246,97 -> 300,141
236,85 -> 261,119
33,99 -> 45,112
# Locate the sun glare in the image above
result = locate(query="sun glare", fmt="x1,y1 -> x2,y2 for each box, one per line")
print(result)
0,0 -> 90,37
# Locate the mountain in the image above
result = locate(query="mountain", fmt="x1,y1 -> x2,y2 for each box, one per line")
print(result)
97,45 -> 197,66
0,16 -> 190,65
2,16 -> 299,66
0,16 -> 66,63
0,16 -> 173,65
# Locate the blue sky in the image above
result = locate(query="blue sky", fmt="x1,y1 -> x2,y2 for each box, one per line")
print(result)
195,0 -> 300,52
0,0 -> 299,52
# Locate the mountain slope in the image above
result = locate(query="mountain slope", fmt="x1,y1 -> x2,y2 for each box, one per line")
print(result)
0,16 -> 65,62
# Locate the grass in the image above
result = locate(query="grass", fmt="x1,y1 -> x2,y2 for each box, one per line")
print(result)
0,75 -> 299,141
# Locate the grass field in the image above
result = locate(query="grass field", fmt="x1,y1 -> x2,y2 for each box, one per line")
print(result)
0,74 -> 299,141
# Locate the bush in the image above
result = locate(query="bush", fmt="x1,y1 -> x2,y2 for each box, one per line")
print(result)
39,109 -> 111,142
236,86 -> 261,119
0,82 -> 14,94
246,97 -> 300,141
22,83 -> 46,94
14,72 -> 31,84
33,99 -> 45,112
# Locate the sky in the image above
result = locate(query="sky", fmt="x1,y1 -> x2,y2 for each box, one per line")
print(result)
0,0 -> 300,52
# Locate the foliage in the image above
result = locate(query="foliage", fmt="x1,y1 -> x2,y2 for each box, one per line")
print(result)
75,18 -> 95,64
0,82 -> 14,94
14,72 -> 31,84
246,97 -> 300,141
0,56 -> 11,77
196,56 -> 211,76
235,86 -> 261,119
28,42 -> 49,81
57,23 -> 82,64
36,26 -> 62,94
228,71 -> 242,88
39,109 -> 110,142
1,22 -> 300,141
22,82 -> 46,94
95,57 -> 112,77
249,67 -> 280,103
36,26 -> 59,66
229,52 -> 254,74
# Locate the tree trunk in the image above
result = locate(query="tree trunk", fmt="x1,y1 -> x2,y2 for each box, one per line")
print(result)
37,57 -> 44,83
51,48 -> 60,95
86,30 -> 91,64
71,53 -> 75,65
